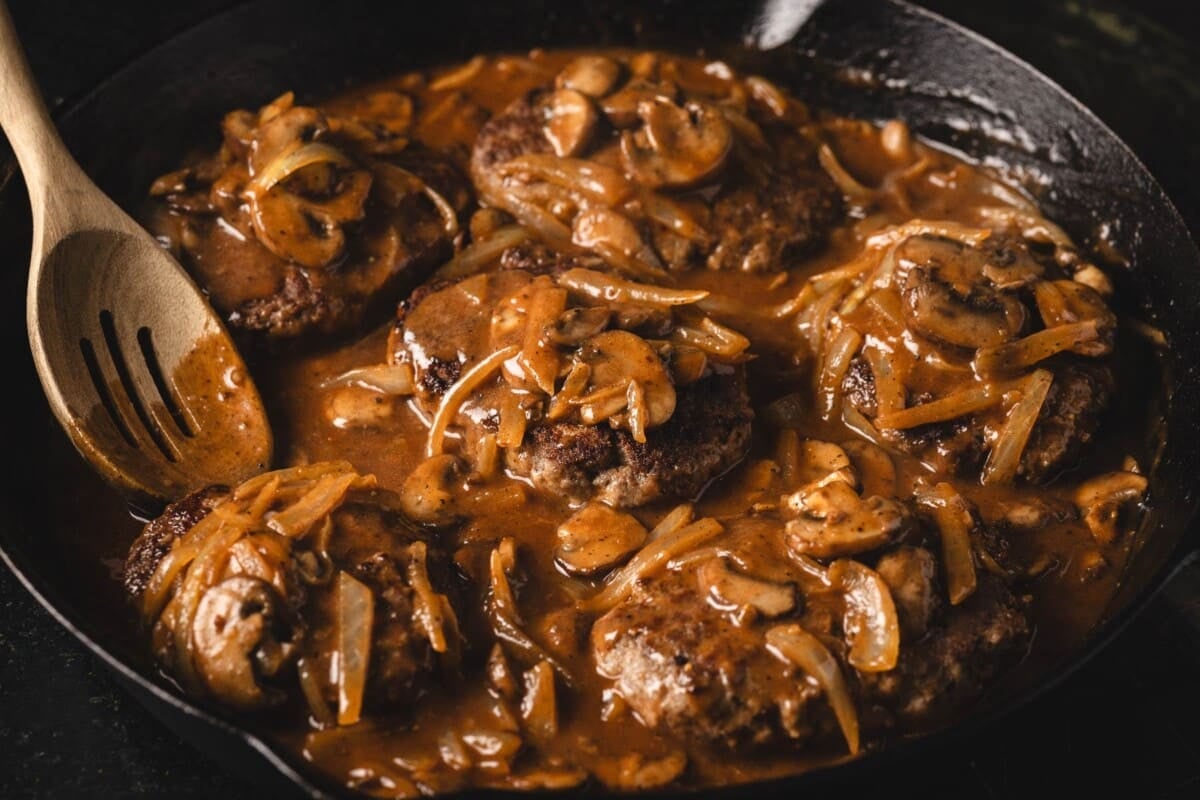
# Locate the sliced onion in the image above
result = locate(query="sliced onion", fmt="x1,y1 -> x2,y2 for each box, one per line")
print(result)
918,483 -> 978,605
518,285 -> 567,395
335,571 -> 374,726
407,541 -> 449,653
875,381 -> 1009,431
829,559 -> 900,672
817,327 -> 863,420
648,503 -> 696,541
247,141 -> 353,195
818,143 -> 875,201
981,369 -> 1054,486
973,321 -> 1101,375
321,362 -> 415,395
267,472 -> 364,538
557,267 -> 708,307
520,660 -> 558,742
426,345 -> 519,457
497,154 -> 633,206
487,545 -> 573,684
863,345 -> 904,416
864,220 -> 993,250
765,624 -> 860,755
436,225 -> 530,280
585,517 -> 723,612
297,657 -> 336,728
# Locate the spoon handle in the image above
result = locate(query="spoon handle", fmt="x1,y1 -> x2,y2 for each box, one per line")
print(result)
0,1 -> 92,232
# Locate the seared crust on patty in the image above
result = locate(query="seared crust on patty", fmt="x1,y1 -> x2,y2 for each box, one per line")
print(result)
507,368 -> 752,507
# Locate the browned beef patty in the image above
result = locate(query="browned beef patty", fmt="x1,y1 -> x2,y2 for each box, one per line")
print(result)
507,368 -> 752,508
591,570 -> 826,749
470,93 -> 842,273
841,355 -> 1111,483
123,485 -> 228,599
857,574 -> 1031,727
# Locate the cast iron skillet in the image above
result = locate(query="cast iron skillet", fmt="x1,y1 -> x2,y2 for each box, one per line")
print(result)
1,0 -> 1198,796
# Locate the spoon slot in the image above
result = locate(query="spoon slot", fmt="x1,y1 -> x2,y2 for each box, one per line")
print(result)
136,325 -> 195,439
98,309 -> 177,463
78,335 -> 138,449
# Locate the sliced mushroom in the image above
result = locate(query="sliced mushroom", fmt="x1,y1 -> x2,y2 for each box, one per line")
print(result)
874,546 -> 940,639
794,440 -> 857,491
325,385 -> 394,429
841,439 -> 897,498
244,158 -> 372,268
549,305 -> 611,346
698,557 -> 796,618
350,90 -> 414,134
570,329 -> 676,433
901,264 -> 1026,350
1074,470 -> 1148,544
400,454 -> 464,527
620,98 -> 733,189
542,88 -> 599,158
601,78 -> 678,127
248,105 -> 328,175
557,55 -> 622,97
978,235 -> 1046,289
555,502 -> 648,575
571,207 -> 667,280
191,576 -> 298,710
897,236 -> 1029,350
783,480 -> 907,559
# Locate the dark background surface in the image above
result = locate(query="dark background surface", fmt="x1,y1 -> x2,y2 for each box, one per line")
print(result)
2,1 -> 1200,797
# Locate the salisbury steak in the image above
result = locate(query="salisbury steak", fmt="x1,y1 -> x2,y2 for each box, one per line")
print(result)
126,469 -> 463,712
507,367 -> 752,507
390,267 -> 754,507
469,58 -> 842,274
591,570 -> 826,748
858,573 -> 1031,726
149,92 -> 470,345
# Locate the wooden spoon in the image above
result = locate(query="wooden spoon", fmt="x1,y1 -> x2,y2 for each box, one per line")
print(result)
0,3 -> 272,503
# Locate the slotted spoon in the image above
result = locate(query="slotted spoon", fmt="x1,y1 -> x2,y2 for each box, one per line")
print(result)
0,2 -> 272,503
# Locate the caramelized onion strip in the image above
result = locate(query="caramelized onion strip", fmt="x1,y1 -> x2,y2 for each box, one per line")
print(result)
919,483 -> 978,605
435,226 -> 530,280
426,345 -> 520,457
973,321 -> 1100,375
557,268 -> 708,307
766,624 -> 860,755
875,381 -> 1008,431
320,362 -> 415,395
830,559 -> 900,672
336,570 -> 374,726
497,154 -> 633,206
585,516 -> 722,612
818,328 -> 863,420
981,369 -> 1054,486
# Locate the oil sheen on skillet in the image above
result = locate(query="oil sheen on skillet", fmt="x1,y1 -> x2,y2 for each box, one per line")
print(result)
123,48 -> 1152,795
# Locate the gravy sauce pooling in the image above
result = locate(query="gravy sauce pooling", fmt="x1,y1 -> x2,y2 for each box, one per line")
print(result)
130,49 -> 1154,795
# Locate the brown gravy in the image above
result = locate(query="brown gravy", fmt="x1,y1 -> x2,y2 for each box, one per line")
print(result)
109,48 -> 1160,795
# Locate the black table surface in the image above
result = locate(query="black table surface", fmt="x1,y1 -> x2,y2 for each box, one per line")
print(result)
3,1 -> 1200,797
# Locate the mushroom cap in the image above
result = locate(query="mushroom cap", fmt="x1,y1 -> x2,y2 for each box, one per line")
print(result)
192,576 -> 299,710
619,98 -> 733,189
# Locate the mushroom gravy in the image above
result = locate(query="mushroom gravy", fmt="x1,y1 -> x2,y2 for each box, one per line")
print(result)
112,48 -> 1162,795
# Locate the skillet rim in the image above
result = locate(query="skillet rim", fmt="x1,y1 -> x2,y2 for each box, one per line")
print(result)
0,0 -> 1198,797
